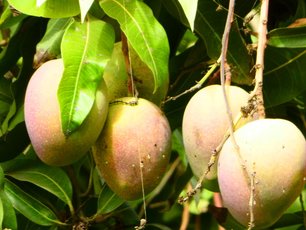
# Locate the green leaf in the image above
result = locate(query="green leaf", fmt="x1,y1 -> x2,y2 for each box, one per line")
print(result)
263,47 -> 306,107
0,166 -> 4,189
195,0 -> 253,85
7,0 -> 80,18
36,0 -> 48,7
4,179 -> 63,226
178,0 -> 198,31
0,122 -> 30,162
0,149 -> 39,173
268,26 -> 306,48
0,4 -> 28,29
0,196 -> 3,229
0,190 -> 17,230
100,0 -> 170,93
59,16 -> 115,135
7,104 -> 25,131
0,77 -> 13,125
36,18 -> 73,62
146,223 -> 172,230
79,0 -> 95,22
7,163 -> 73,209
1,100 -> 16,135
97,184 -> 124,214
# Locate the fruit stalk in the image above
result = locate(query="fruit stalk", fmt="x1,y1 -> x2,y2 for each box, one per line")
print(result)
220,0 -> 240,152
247,2 -> 269,227
121,32 -> 138,98
250,0 -> 269,119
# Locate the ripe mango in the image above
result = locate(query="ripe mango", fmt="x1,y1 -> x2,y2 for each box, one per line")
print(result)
24,59 -> 108,166
218,119 -> 306,229
182,85 -> 252,191
93,97 -> 171,200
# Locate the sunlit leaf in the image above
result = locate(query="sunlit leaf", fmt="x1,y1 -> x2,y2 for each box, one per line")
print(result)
0,4 -> 27,29
7,163 -> 73,209
0,190 -> 17,230
36,18 -> 73,62
178,0 -> 198,31
36,0 -> 48,7
97,184 -> 124,214
7,0 -> 80,18
59,16 -> 114,135
268,26 -> 306,48
4,179 -> 63,226
79,0 -> 95,23
100,0 -> 170,93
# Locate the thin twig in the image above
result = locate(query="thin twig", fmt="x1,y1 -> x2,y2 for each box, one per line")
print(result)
180,184 -> 192,230
220,0 -> 239,151
178,112 -> 244,204
246,3 -> 270,228
164,58 -> 220,103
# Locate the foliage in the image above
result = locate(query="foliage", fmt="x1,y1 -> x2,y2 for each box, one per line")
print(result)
0,0 -> 305,229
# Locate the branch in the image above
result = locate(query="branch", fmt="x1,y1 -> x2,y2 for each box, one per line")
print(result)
219,0 -> 240,151
249,0 -> 269,119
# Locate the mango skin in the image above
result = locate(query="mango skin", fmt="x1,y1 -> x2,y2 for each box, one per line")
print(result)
218,119 -> 306,229
93,97 -> 171,200
24,59 -> 108,166
182,85 -> 252,191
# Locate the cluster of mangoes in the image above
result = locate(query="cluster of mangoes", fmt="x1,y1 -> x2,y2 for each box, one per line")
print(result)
24,46 -> 305,229
24,46 -> 171,201
183,85 -> 306,229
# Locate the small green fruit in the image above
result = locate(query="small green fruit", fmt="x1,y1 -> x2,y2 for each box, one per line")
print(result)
93,97 -> 171,200
182,85 -> 252,191
24,59 -> 108,166
218,119 -> 306,229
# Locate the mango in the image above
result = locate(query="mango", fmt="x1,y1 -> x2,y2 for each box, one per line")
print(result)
103,42 -> 128,101
103,42 -> 168,106
93,97 -> 171,200
24,59 -> 108,166
218,119 -> 306,229
182,85 -> 252,191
